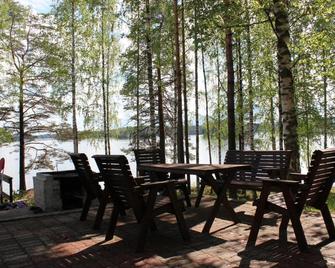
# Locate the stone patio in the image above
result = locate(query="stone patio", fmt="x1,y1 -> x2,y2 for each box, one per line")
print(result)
0,196 -> 334,268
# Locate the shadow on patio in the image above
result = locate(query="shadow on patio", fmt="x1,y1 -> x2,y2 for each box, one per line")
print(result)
0,196 -> 334,267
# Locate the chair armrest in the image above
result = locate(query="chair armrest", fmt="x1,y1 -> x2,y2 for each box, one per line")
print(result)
261,178 -> 300,186
288,173 -> 307,182
134,176 -> 147,185
262,168 -> 287,180
170,173 -> 185,180
140,180 -> 178,189
173,179 -> 188,184
92,172 -> 104,182
2,174 -> 13,184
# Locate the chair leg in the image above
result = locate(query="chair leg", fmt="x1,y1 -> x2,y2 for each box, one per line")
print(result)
120,208 -> 126,216
150,220 -> 157,231
279,214 -> 289,242
181,184 -> 192,207
282,187 -> 308,252
320,205 -> 335,239
9,180 -> 13,203
105,205 -> 120,241
167,184 -> 190,242
136,188 -> 158,252
195,181 -> 206,208
80,196 -> 93,221
246,186 -> 270,248
93,197 -> 107,229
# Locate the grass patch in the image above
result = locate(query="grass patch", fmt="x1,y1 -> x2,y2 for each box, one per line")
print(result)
191,186 -> 257,202
13,189 -> 35,206
327,190 -> 335,212
306,189 -> 335,212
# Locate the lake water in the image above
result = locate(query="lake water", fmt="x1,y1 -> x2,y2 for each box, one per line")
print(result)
0,135 -> 224,191
2,134 -> 331,192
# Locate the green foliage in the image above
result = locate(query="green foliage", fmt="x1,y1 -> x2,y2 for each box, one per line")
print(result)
0,0 -> 334,174
0,128 -> 13,145
50,0 -> 119,134
0,0 -> 66,174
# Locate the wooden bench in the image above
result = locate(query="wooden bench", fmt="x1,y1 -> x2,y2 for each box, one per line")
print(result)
195,150 -> 292,207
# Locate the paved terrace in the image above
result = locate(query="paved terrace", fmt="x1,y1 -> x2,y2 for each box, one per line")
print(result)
0,196 -> 334,268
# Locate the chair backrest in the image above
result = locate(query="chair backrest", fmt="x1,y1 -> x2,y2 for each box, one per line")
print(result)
134,148 -> 169,180
69,153 -> 101,197
134,148 -> 163,168
300,148 -> 335,208
224,150 -> 292,182
93,155 -> 141,210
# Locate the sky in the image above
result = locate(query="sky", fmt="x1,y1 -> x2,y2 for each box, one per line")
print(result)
18,0 -> 53,13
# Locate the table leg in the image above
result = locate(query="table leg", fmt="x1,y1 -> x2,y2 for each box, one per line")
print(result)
246,185 -> 270,248
195,181 -> 206,207
201,174 -> 239,233
167,183 -> 190,242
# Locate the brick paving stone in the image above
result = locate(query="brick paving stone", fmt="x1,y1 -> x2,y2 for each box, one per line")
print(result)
0,196 -> 334,268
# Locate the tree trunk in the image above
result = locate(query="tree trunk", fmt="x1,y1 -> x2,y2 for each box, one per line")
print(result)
217,45 -> 222,163
246,0 -> 254,150
194,1 -> 200,189
173,0 -> 184,163
19,74 -> 26,191
181,0 -> 189,166
157,66 -> 165,162
71,0 -> 78,153
173,69 -> 178,163
181,0 -> 190,190
270,97 -> 276,150
101,7 -> 108,154
136,2 -> 140,149
269,69 -> 276,150
278,78 -> 283,150
225,28 -> 236,150
273,0 -> 300,171
236,37 -> 244,151
322,50 -> 328,149
106,21 -> 113,154
224,0 -> 237,199
201,43 -> 212,164
145,0 -> 156,147
157,24 -> 166,162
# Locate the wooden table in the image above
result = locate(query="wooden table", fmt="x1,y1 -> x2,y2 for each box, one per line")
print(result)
139,163 -> 251,233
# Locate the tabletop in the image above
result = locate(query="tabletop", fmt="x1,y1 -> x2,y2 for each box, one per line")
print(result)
139,163 -> 251,176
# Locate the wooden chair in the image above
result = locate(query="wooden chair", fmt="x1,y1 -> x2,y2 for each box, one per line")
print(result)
247,148 -> 335,252
134,148 -> 192,207
0,158 -> 13,203
69,153 -> 111,229
93,154 -> 190,252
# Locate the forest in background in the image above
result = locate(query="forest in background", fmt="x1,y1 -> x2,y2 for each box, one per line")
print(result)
0,0 -> 334,191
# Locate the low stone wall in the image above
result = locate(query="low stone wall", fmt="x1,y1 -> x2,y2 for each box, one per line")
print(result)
33,171 -> 82,212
